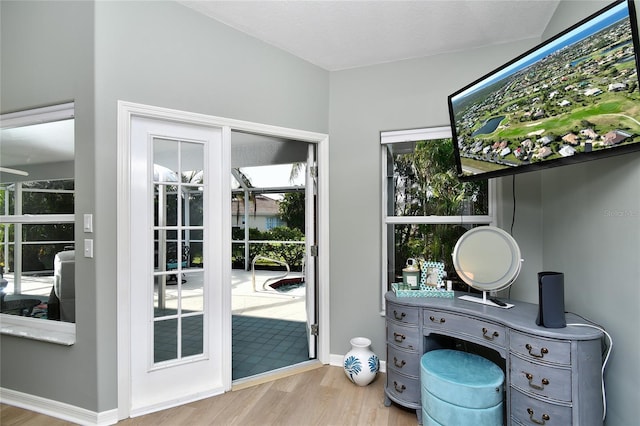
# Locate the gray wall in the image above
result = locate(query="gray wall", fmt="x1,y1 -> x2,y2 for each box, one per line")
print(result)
1,0 -> 328,413
328,38 -> 543,358
328,1 -> 639,425
2,0 -> 638,424
91,1 -> 328,412
0,0 -> 98,411
538,2 -> 640,424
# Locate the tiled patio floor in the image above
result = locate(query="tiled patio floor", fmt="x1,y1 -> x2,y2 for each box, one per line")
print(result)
3,269 -> 310,380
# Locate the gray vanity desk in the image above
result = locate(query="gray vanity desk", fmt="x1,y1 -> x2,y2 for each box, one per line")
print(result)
384,291 -> 605,426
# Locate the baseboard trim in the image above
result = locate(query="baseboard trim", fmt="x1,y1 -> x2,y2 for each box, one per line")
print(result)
329,353 -> 387,373
0,387 -> 118,425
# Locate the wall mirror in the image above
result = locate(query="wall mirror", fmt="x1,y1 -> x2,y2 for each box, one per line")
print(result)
0,102 -> 75,324
452,225 -> 522,307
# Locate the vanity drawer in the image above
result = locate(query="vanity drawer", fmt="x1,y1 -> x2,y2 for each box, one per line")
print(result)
386,302 -> 419,325
387,345 -> 420,377
511,331 -> 571,365
386,369 -> 421,404
423,309 -> 506,347
387,322 -> 420,351
510,354 -> 572,402
510,387 -> 572,426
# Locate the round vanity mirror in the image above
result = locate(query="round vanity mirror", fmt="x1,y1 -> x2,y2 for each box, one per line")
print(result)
452,226 -> 522,292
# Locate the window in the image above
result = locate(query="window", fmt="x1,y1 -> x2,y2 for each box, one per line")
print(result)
266,216 -> 285,230
381,127 -> 495,309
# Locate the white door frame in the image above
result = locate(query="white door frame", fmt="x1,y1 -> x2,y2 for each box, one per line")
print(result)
116,101 -> 330,420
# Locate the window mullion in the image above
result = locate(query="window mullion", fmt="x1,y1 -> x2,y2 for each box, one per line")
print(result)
0,214 -> 75,224
385,215 -> 494,225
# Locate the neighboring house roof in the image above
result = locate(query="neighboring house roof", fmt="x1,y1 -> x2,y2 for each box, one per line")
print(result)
584,87 -> 602,96
232,194 -> 281,216
559,145 -> 576,157
538,136 -> 553,145
608,82 -> 627,92
562,133 -> 579,145
535,147 -> 553,159
602,130 -> 631,146
580,128 -> 599,139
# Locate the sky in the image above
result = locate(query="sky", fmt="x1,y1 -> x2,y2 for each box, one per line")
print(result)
234,164 -> 306,189
452,0 -> 630,101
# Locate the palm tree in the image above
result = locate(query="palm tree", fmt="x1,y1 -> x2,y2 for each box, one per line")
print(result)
231,168 -> 257,226
393,139 -> 487,277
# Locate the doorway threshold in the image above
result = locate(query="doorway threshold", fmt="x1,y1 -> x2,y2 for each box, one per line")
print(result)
232,360 -> 323,391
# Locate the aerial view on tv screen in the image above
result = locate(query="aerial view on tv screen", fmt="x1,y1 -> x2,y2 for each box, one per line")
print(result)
449,0 -> 640,180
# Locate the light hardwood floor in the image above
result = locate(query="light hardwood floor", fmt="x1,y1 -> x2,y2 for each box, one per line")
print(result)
1,366 -> 418,425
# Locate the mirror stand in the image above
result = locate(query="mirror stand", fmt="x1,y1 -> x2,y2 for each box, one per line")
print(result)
458,291 -> 514,309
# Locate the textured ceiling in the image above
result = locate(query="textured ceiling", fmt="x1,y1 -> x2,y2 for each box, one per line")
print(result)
178,0 -> 562,71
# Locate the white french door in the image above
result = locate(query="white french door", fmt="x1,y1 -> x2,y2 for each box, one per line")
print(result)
128,115 -> 225,415
118,101 -> 329,420
305,144 -> 317,358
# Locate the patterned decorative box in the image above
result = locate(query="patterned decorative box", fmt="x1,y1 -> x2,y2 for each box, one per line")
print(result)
392,283 -> 454,298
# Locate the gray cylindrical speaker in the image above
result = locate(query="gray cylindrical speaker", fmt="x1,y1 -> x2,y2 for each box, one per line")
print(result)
535,271 -> 566,328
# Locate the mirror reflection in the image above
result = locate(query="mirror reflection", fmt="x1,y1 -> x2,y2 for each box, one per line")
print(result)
0,103 -> 75,323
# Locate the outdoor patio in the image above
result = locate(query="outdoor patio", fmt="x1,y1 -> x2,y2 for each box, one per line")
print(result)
1,269 -> 306,322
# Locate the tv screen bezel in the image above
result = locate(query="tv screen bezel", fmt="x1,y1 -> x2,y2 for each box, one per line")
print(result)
448,0 -> 640,182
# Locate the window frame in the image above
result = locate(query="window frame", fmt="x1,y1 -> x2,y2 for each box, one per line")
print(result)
380,126 -> 497,312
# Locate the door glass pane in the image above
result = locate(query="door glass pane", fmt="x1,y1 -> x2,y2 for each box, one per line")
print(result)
182,314 -> 204,357
165,190 -> 179,227
165,241 -> 180,272
152,137 -> 206,364
154,139 -> 179,183
181,142 -> 204,184
186,188 -> 204,226
189,241 -> 203,269
154,276 -> 179,317
183,270 -> 204,313
154,318 -> 178,363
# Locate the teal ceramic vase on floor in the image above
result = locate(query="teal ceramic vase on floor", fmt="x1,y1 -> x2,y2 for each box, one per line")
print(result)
343,337 -> 379,386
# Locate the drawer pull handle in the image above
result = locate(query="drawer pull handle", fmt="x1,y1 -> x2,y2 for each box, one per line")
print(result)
482,327 -> 499,340
429,316 -> 445,324
525,344 -> 549,358
393,381 -> 406,393
527,408 -> 550,425
393,357 -> 406,368
525,372 -> 550,390
393,310 -> 406,321
393,332 -> 406,343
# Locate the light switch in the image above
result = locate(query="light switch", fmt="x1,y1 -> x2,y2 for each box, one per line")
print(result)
83,214 -> 93,233
84,239 -> 94,258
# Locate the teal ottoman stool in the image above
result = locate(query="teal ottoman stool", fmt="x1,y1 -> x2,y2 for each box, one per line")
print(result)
421,349 -> 504,426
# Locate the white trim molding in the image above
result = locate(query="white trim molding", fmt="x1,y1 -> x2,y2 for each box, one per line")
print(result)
0,387 -> 117,426
0,315 -> 75,345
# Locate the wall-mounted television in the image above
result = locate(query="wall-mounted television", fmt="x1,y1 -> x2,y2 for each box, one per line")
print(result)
448,0 -> 640,181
